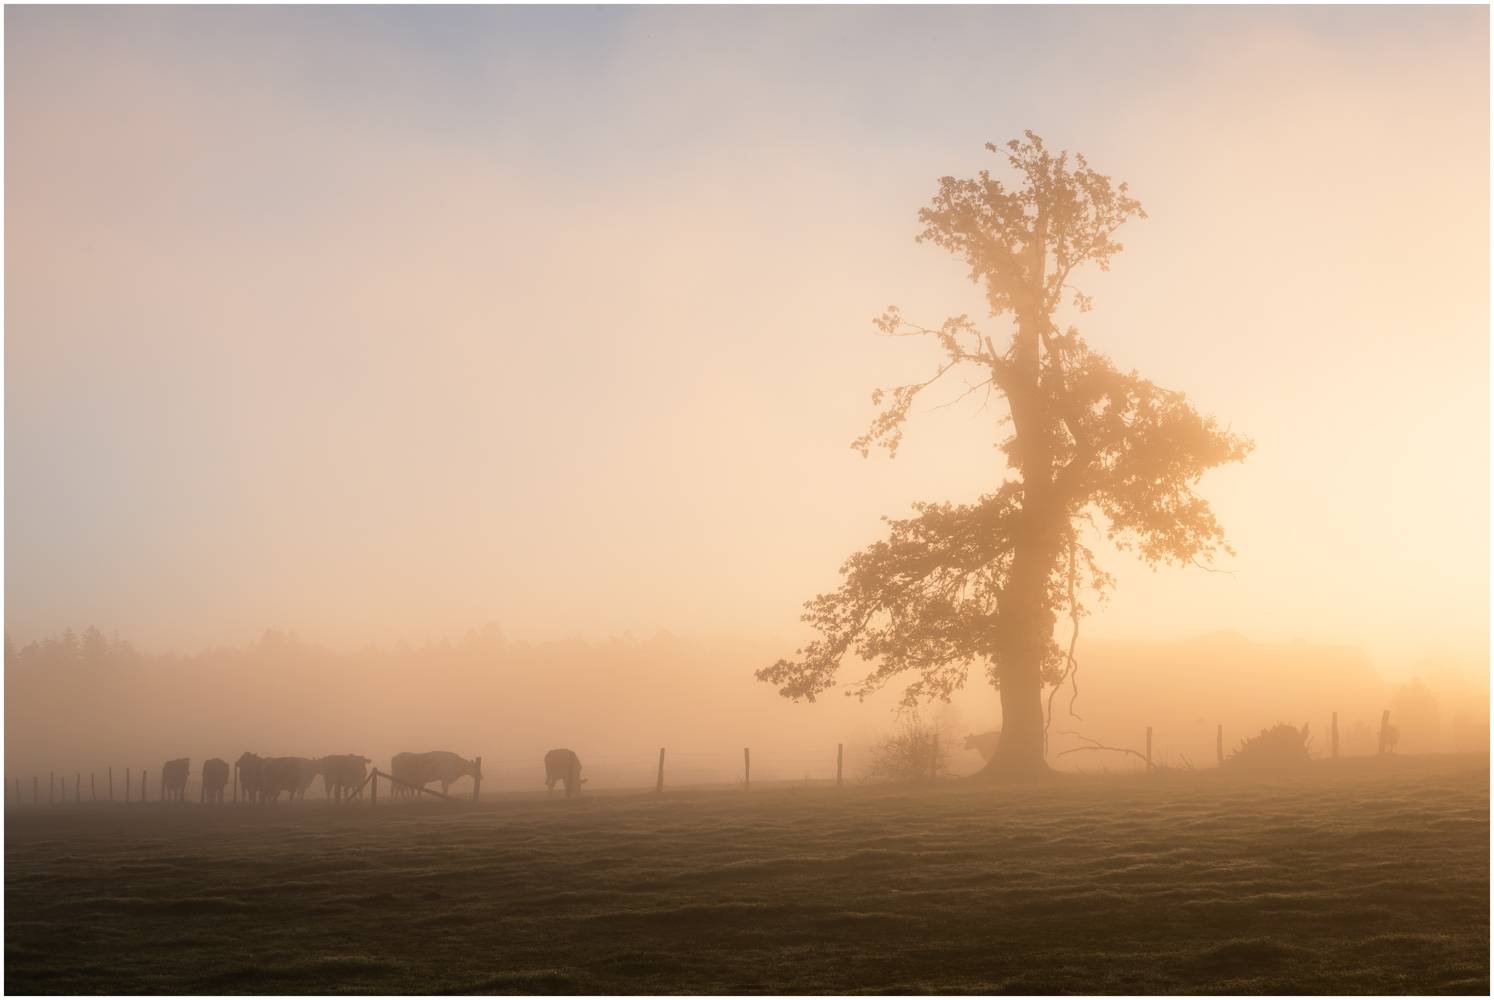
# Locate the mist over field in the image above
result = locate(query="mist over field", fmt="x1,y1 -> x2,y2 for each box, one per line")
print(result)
6,624 -> 1485,798
5,7 -> 1488,995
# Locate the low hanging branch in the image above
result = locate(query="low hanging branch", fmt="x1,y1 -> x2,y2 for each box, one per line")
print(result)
1054,731 -> 1148,764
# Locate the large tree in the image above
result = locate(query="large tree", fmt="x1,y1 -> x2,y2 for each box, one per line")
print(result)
758,133 -> 1253,776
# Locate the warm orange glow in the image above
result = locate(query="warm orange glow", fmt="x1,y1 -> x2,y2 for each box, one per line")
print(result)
5,7 -> 1487,776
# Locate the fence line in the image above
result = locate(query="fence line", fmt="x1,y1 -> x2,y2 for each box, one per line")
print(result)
27,716 -> 1391,807
7,744 -> 892,806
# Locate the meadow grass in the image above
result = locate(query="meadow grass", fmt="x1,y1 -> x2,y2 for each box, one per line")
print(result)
5,754 -> 1487,994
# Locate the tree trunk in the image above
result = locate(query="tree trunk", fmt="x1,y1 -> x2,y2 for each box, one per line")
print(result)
983,660 -> 1047,777
977,489 -> 1064,780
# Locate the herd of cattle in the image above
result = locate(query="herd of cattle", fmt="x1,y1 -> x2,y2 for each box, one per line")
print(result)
152,748 -> 589,803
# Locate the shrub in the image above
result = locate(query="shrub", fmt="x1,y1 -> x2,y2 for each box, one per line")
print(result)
1222,722 -> 1312,774
866,718 -> 952,782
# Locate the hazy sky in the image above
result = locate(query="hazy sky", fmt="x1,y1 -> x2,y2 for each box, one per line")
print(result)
7,6 -> 1488,681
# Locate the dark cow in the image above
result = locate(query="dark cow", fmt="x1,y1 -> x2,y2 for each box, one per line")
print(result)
236,752 -> 266,803
963,731 -> 1002,762
261,757 -> 303,805
391,751 -> 482,798
201,758 -> 230,803
291,757 -> 321,801
161,758 -> 190,802
321,754 -> 371,803
544,749 -> 586,798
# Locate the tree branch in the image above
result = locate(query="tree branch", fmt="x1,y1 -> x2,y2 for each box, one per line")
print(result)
1054,731 -> 1148,764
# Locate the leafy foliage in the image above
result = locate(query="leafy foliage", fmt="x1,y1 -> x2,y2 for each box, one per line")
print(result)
760,133 -> 1252,721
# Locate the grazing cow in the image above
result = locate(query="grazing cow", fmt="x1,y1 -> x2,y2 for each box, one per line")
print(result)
201,758 -> 230,803
321,754 -> 371,803
391,751 -> 482,798
544,749 -> 586,798
236,752 -> 266,803
161,758 -> 190,802
260,757 -> 303,805
964,731 -> 1002,762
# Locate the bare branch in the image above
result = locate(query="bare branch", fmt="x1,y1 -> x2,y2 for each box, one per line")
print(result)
1054,731 -> 1148,764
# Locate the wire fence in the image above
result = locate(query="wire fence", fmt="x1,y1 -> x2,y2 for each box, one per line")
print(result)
6,746 -> 893,806
11,711 -> 1404,807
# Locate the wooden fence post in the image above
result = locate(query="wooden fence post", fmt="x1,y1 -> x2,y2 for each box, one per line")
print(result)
837,743 -> 843,788
743,748 -> 750,793
1378,709 -> 1391,754
473,757 -> 482,804
1332,712 -> 1339,759
656,748 -> 665,793
1145,728 -> 1153,771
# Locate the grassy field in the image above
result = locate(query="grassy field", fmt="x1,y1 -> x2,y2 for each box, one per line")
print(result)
5,754 -> 1487,995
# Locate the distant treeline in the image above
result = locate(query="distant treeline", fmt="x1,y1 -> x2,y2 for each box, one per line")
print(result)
6,625 -> 138,671
2,623 -> 871,786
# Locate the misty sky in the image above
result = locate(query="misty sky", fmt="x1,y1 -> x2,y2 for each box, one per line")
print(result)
6,6 -> 1488,681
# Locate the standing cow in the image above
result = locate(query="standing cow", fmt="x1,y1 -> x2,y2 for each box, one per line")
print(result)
391,752 -> 482,798
260,757 -> 303,805
544,749 -> 586,798
236,752 -> 266,803
161,758 -> 190,802
963,731 -> 1002,762
321,754 -> 371,803
290,758 -> 321,801
201,758 -> 230,803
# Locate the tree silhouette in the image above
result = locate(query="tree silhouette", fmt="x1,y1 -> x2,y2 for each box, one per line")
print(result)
759,134 -> 1253,776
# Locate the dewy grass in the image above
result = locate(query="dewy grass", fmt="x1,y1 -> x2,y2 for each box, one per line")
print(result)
5,754 -> 1488,995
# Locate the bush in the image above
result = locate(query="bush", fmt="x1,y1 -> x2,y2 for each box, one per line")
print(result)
1222,722 -> 1312,774
866,718 -> 952,782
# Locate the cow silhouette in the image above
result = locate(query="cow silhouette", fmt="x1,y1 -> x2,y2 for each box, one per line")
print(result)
161,758 -> 190,802
289,757 -> 321,801
236,752 -> 266,803
963,731 -> 1002,762
260,757 -> 302,805
391,751 -> 482,798
321,754 -> 371,803
544,749 -> 586,798
201,758 -> 229,803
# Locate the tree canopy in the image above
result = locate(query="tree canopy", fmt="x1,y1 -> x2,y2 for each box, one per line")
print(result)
758,133 -> 1253,774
